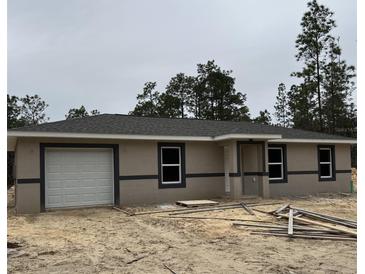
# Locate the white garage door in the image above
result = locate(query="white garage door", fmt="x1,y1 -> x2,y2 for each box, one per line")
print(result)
45,148 -> 114,208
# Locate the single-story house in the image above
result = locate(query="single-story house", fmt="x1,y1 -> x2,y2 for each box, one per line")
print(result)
7,114 -> 356,214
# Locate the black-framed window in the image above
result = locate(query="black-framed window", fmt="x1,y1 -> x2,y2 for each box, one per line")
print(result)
318,145 -> 336,181
158,143 -> 186,188
268,144 -> 287,183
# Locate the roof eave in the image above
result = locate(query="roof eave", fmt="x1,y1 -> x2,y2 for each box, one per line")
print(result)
269,138 -> 356,144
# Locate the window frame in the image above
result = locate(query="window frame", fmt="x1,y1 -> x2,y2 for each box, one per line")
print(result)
161,146 -> 182,185
158,143 -> 186,189
268,144 -> 287,184
318,145 -> 336,181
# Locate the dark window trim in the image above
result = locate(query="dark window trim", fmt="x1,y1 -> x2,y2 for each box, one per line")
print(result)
318,145 -> 336,181
158,143 -> 186,189
40,143 -> 120,212
268,144 -> 288,184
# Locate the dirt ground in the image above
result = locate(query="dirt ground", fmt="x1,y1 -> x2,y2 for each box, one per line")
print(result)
8,188 -> 356,274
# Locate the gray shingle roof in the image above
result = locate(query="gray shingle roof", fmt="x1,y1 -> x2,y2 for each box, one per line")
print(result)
9,114 -> 354,140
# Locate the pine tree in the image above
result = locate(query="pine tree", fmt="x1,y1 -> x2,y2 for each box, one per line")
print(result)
65,105 -> 100,119
20,94 -> 49,125
321,38 -> 356,135
252,110 -> 272,125
292,0 -> 336,131
130,82 -> 161,117
274,83 -> 291,127
194,60 -> 250,121
165,73 -> 195,118
287,84 -> 317,131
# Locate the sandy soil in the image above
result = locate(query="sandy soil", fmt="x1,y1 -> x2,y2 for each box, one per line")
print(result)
8,189 -> 356,274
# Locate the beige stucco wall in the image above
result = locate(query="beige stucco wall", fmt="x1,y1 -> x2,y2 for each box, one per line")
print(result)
15,139 -> 40,179
13,137 -> 352,213
15,183 -> 41,214
270,143 -> 352,197
120,140 -> 158,175
14,137 -> 225,213
120,177 -> 224,205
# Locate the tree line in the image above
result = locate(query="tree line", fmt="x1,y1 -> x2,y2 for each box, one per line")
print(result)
130,60 -> 252,122
7,94 -> 101,129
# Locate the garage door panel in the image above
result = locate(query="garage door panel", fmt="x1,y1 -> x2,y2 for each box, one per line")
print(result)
47,179 -> 114,189
47,172 -> 113,181
45,148 -> 114,208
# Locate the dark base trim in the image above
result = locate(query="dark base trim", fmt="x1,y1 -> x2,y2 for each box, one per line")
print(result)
17,178 -> 41,184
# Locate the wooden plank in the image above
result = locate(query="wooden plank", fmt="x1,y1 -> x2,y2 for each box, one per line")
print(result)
290,206 -> 356,224
240,202 -> 255,215
251,232 -> 357,241
169,205 -> 242,215
163,216 -> 273,223
163,263 -> 177,274
233,222 -> 339,233
288,209 -> 294,236
112,207 -> 134,216
277,213 -> 357,237
290,207 -> 357,228
133,201 -> 283,216
272,203 -> 290,215
176,200 -> 219,208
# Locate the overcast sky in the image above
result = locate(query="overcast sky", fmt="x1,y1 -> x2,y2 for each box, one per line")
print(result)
8,0 -> 356,122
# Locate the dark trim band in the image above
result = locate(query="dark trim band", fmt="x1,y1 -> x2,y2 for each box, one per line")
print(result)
17,178 -> 41,184
287,170 -> 318,175
336,169 -> 352,174
243,172 -> 269,176
186,173 -> 225,178
229,172 -> 241,177
40,143 -> 120,212
120,175 -> 158,180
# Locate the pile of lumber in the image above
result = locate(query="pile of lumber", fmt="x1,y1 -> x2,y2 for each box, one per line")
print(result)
122,201 -> 282,216
234,204 -> 357,241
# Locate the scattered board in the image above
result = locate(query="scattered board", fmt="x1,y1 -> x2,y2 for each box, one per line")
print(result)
176,200 -> 219,208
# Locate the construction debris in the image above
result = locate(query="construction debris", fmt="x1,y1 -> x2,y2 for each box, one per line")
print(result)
176,200 -> 219,208
163,216 -> 273,223
8,242 -> 21,249
235,204 -> 357,241
163,263 -> 178,274
240,202 -> 255,215
112,207 -> 134,216
132,201 -> 283,216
